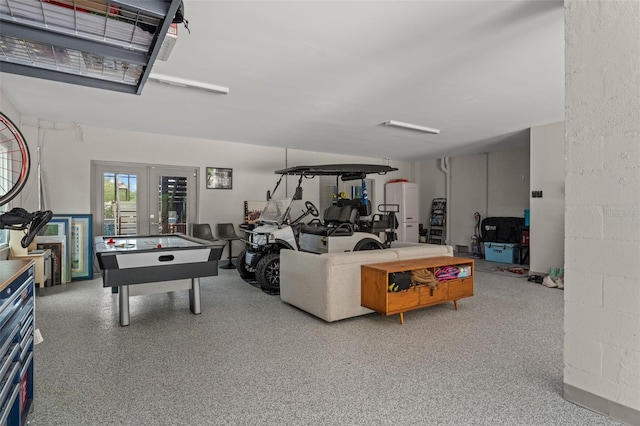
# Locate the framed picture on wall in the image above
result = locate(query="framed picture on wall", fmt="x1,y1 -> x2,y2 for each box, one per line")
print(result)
206,167 -> 233,189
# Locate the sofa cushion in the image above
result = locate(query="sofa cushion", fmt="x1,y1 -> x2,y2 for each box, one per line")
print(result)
321,249 -> 399,266
389,243 -> 453,260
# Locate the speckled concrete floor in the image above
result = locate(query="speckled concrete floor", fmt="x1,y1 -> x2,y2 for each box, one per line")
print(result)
28,266 -> 620,426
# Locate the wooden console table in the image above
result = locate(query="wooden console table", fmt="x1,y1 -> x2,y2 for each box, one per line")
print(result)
361,256 -> 474,324
9,249 -> 52,294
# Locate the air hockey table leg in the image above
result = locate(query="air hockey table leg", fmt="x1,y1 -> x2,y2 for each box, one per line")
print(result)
190,277 -> 201,314
119,285 -> 130,326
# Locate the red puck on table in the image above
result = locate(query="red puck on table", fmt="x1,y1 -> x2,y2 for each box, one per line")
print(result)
157,244 -> 162,248
107,238 -> 115,244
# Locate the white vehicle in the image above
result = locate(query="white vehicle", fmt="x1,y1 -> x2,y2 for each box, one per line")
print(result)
237,164 -> 400,294
237,197 -> 318,292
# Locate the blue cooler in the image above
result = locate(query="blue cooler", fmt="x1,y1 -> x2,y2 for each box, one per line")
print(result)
484,242 -> 520,263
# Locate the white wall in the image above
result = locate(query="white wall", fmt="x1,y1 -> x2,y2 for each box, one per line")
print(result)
418,159 -> 446,226
418,130 -> 563,274
11,119 -> 411,259
450,153 -> 489,249
564,0 -> 640,420
530,121 -> 565,274
0,91 -> 19,124
487,147 -> 530,217
419,147 -> 529,251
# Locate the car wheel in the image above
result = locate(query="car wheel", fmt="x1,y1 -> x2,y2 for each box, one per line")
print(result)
353,238 -> 384,251
256,253 -> 281,293
236,249 -> 256,279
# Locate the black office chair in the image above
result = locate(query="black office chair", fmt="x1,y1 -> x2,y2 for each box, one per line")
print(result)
192,223 -> 218,242
216,223 -> 241,269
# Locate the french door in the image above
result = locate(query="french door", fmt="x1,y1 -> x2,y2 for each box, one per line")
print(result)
91,161 -> 198,237
149,166 -> 197,235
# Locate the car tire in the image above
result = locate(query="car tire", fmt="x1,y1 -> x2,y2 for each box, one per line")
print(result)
256,253 -> 281,293
353,238 -> 384,251
236,249 -> 256,279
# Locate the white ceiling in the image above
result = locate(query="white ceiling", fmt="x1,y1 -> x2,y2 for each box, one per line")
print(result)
0,0 -> 565,162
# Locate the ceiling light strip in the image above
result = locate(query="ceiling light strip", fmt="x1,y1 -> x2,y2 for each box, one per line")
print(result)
383,120 -> 440,134
147,73 -> 229,94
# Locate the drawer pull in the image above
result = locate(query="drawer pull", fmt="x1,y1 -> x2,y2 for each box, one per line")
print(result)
18,303 -> 34,327
20,322 -> 32,340
0,328 -> 19,360
0,344 -> 19,382
158,255 -> 175,262
19,352 -> 33,379
19,337 -> 32,361
0,383 -> 20,424
0,363 -> 19,408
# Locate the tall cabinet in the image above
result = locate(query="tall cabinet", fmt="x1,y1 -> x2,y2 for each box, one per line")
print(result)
385,182 -> 419,243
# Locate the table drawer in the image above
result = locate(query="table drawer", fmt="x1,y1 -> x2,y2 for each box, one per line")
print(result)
448,278 -> 474,299
418,284 -> 448,305
387,288 -> 419,312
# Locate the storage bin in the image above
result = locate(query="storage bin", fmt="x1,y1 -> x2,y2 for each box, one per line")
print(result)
484,242 -> 519,263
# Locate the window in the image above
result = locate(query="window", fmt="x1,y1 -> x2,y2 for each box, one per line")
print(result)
103,172 -> 138,236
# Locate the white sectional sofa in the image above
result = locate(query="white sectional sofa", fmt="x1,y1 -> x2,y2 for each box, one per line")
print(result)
280,243 -> 454,322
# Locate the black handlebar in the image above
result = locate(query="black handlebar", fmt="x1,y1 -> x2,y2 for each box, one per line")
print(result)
0,208 -> 53,248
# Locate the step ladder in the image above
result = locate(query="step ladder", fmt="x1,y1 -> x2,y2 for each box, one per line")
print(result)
428,198 -> 447,245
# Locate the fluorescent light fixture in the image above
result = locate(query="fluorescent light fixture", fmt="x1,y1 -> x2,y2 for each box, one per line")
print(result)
147,73 -> 229,95
383,120 -> 440,134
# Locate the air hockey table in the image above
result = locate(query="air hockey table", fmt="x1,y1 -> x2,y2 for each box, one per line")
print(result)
94,234 -> 225,326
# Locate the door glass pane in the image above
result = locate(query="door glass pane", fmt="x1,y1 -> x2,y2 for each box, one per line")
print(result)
103,172 -> 138,235
157,176 -> 188,234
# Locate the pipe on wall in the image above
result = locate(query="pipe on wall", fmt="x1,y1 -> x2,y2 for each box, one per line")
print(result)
485,152 -> 489,216
439,157 -> 450,245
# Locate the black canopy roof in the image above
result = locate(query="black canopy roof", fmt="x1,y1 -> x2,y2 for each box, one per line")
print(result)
274,164 -> 398,181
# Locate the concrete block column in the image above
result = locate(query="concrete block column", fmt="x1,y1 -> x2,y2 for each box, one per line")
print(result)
564,1 -> 640,424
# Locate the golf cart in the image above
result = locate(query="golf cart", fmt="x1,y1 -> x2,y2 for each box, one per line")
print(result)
238,164 -> 399,294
